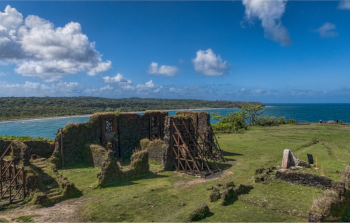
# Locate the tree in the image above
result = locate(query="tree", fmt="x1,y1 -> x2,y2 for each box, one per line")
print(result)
241,103 -> 265,125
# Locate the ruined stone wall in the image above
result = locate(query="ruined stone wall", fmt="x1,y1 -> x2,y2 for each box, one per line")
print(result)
85,144 -> 108,167
162,116 -> 172,170
0,140 -> 54,159
147,140 -> 165,163
117,113 -> 150,157
161,115 -> 196,171
275,170 -> 334,188
175,111 -> 212,152
58,113 -> 103,165
97,149 -> 149,186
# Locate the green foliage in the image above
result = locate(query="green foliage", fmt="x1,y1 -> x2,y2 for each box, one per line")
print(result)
0,134 -> 53,142
12,215 -> 39,222
254,115 -> 297,126
114,108 -> 121,116
140,138 -> 150,149
241,103 -> 265,125
210,110 -> 247,133
0,97 -> 264,121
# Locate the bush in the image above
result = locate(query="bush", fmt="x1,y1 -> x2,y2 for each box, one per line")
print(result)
188,204 -> 210,221
0,134 -> 53,142
140,138 -> 150,149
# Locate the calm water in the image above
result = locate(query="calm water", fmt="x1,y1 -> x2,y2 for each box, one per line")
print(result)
0,104 -> 349,139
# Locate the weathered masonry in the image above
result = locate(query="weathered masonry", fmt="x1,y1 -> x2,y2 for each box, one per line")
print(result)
162,112 -> 225,178
53,111 -> 168,165
53,110 -> 225,178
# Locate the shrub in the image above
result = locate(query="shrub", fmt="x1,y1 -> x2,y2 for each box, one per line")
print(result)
188,204 -> 210,221
140,138 -> 150,149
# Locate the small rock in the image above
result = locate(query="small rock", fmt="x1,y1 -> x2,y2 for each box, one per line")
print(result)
181,202 -> 185,206
148,205 -> 154,209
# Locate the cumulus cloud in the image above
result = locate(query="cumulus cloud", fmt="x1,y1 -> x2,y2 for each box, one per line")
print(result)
0,5 -> 111,81
339,0 -> 350,9
192,49 -> 230,76
148,62 -> 179,76
315,23 -> 339,38
103,73 -> 132,84
136,80 -> 162,93
103,73 -> 134,91
0,81 -> 82,96
242,0 -> 292,45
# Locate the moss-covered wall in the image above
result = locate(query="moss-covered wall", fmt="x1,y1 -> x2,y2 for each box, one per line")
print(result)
54,111 -> 169,165
117,113 -> 149,157
85,144 -> 108,167
58,113 -> 103,165
0,140 -> 54,159
97,149 -> 149,186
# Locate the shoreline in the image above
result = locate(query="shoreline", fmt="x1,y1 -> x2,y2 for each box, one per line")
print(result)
0,107 -> 238,123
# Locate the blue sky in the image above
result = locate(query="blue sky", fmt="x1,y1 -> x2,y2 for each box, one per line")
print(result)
0,1 -> 349,103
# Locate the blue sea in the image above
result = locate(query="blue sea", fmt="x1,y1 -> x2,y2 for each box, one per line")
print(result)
0,103 -> 349,140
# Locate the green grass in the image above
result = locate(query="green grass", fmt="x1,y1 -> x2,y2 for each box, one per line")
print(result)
0,134 -> 53,142
57,123 -> 350,222
59,162 -> 101,192
11,215 -> 40,222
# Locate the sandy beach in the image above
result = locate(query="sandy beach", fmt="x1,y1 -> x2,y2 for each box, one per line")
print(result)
0,108 -> 237,123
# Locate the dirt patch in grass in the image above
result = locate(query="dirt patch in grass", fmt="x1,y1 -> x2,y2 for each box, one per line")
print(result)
173,170 -> 234,189
0,196 -> 91,222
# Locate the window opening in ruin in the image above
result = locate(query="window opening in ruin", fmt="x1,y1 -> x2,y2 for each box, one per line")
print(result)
105,118 -> 114,132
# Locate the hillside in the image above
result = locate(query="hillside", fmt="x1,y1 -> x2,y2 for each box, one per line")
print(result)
0,97 -> 264,121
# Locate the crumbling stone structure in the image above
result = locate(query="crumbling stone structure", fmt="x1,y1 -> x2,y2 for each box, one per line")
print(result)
275,170 -> 333,188
162,113 -> 224,177
308,164 -> 350,222
0,140 -> 54,159
96,149 -> 149,186
50,111 -> 168,167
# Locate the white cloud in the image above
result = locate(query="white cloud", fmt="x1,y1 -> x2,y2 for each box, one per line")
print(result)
242,0 -> 291,45
0,81 -> 82,96
103,73 -> 134,91
136,80 -> 162,93
339,0 -> 350,9
192,49 -> 230,76
0,5 -> 111,81
148,62 -> 179,76
315,23 -> 338,38
103,73 -> 132,84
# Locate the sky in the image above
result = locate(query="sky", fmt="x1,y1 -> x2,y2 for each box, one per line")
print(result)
0,0 -> 350,103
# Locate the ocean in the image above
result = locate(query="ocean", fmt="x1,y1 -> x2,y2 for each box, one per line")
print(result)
0,103 -> 349,140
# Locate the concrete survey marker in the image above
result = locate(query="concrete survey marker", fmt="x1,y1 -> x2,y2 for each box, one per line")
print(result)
281,149 -> 298,169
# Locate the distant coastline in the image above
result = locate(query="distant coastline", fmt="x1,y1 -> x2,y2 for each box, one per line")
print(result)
0,107 -> 238,123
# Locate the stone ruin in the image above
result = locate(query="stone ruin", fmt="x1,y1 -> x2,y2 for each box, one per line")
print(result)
47,110 -> 225,185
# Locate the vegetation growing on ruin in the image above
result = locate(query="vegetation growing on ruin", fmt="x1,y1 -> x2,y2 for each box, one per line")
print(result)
0,134 -> 54,142
0,97 -> 264,121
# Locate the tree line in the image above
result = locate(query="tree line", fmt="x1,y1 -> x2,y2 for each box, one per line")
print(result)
0,97 -> 265,121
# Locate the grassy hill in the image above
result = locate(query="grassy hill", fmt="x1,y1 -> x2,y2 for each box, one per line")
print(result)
1,123 -> 349,222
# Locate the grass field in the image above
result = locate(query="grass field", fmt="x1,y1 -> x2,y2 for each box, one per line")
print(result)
6,123 -> 350,222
